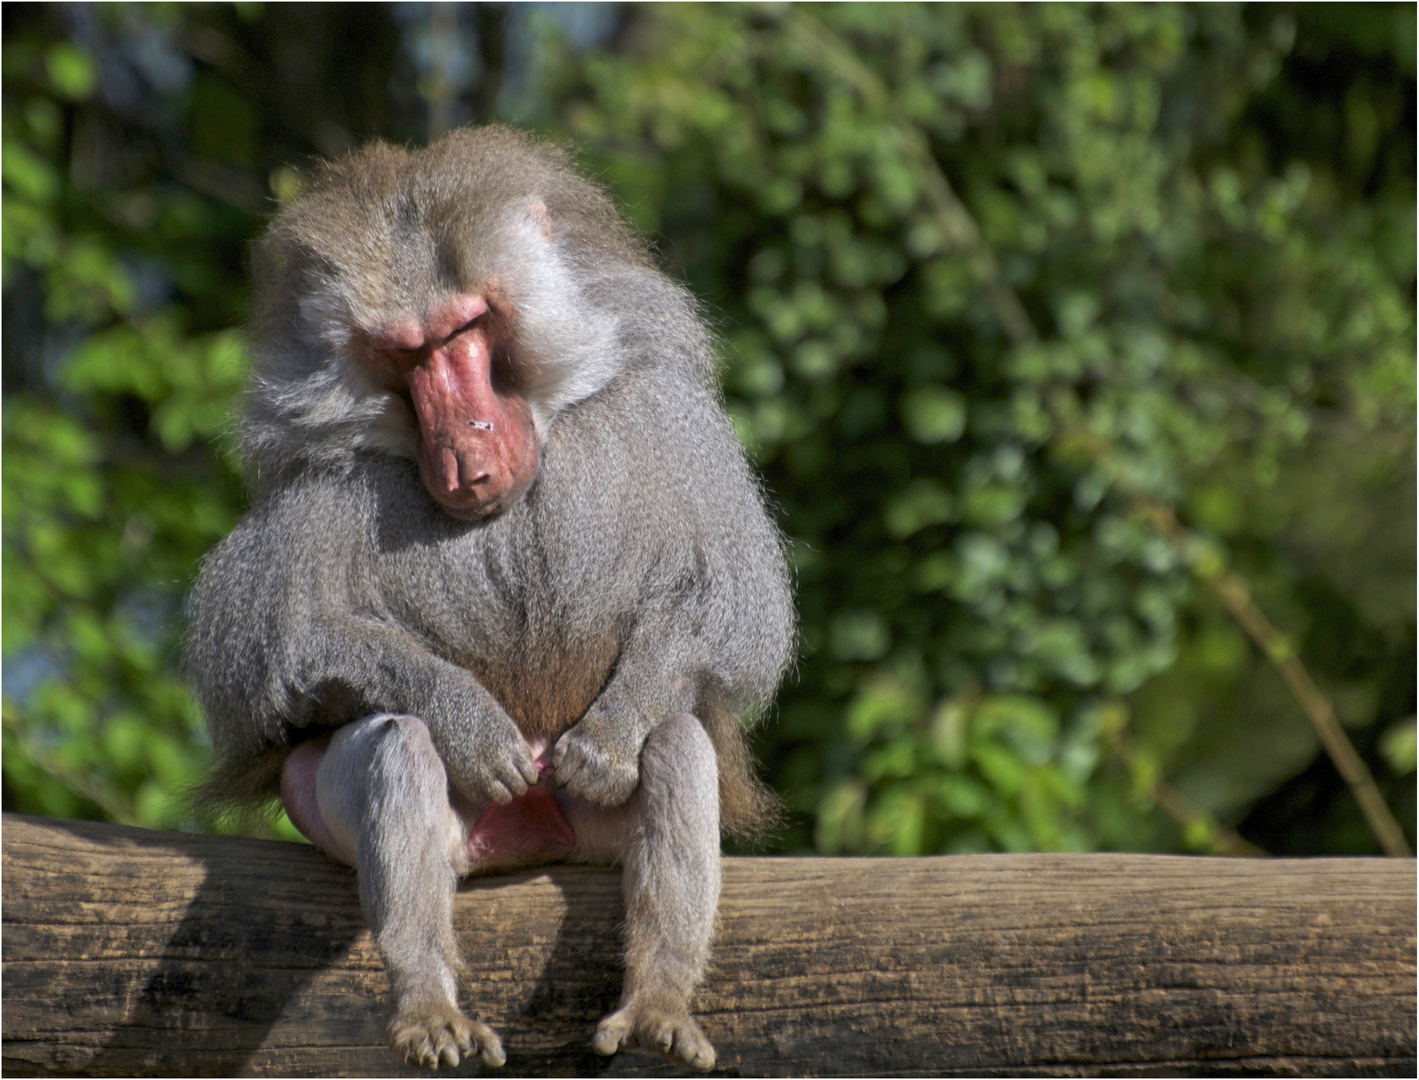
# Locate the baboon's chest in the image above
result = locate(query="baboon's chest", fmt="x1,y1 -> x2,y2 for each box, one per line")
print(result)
466,632 -> 622,743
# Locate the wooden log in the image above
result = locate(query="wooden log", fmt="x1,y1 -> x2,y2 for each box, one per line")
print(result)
1,812 -> 1414,1078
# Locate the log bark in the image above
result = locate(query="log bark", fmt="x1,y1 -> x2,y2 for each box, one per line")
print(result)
2,812 -> 1414,1077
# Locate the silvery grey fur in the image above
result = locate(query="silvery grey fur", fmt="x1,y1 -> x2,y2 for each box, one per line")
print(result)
185,126 -> 795,1070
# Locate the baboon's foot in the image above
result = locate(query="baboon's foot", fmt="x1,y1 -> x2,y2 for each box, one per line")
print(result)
389,1001 -> 505,1071
592,1001 -> 716,1071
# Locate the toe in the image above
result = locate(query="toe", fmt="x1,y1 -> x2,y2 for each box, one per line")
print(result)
592,1009 -> 632,1056
474,1023 -> 507,1069
677,1031 -> 716,1072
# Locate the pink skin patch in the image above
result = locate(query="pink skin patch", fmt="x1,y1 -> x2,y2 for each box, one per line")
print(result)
370,293 -> 539,521
281,740 -> 357,865
280,736 -> 577,871
465,747 -> 578,868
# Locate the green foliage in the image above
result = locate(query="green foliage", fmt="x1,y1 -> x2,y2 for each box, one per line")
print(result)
3,9 -> 258,832
2,3 -> 1412,856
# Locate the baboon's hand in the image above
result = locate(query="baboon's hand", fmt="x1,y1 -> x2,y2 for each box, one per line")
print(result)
550,707 -> 644,807
441,712 -> 540,806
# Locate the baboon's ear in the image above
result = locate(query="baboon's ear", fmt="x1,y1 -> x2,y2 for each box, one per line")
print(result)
527,198 -> 552,239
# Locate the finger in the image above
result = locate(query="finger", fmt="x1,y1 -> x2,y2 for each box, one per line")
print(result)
555,750 -> 582,783
486,779 -> 514,805
504,756 -> 534,792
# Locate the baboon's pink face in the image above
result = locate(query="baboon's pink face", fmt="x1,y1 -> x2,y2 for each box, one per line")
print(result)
369,291 -> 538,520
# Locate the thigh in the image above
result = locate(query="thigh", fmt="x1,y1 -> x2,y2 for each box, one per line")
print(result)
281,714 -> 468,871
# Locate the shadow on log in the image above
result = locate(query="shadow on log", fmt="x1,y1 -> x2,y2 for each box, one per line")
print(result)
2,812 -> 1414,1077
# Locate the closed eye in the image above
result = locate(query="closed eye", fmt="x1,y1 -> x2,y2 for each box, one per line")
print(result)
442,316 -> 482,345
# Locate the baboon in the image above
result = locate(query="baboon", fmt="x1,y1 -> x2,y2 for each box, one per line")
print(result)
185,126 -> 795,1071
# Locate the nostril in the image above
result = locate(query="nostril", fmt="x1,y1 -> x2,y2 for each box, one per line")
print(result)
459,462 -> 491,488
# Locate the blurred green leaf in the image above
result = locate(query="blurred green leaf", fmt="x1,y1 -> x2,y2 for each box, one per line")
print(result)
900,385 -> 967,444
1379,719 -> 1417,777
831,611 -> 891,663
45,42 -> 96,101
